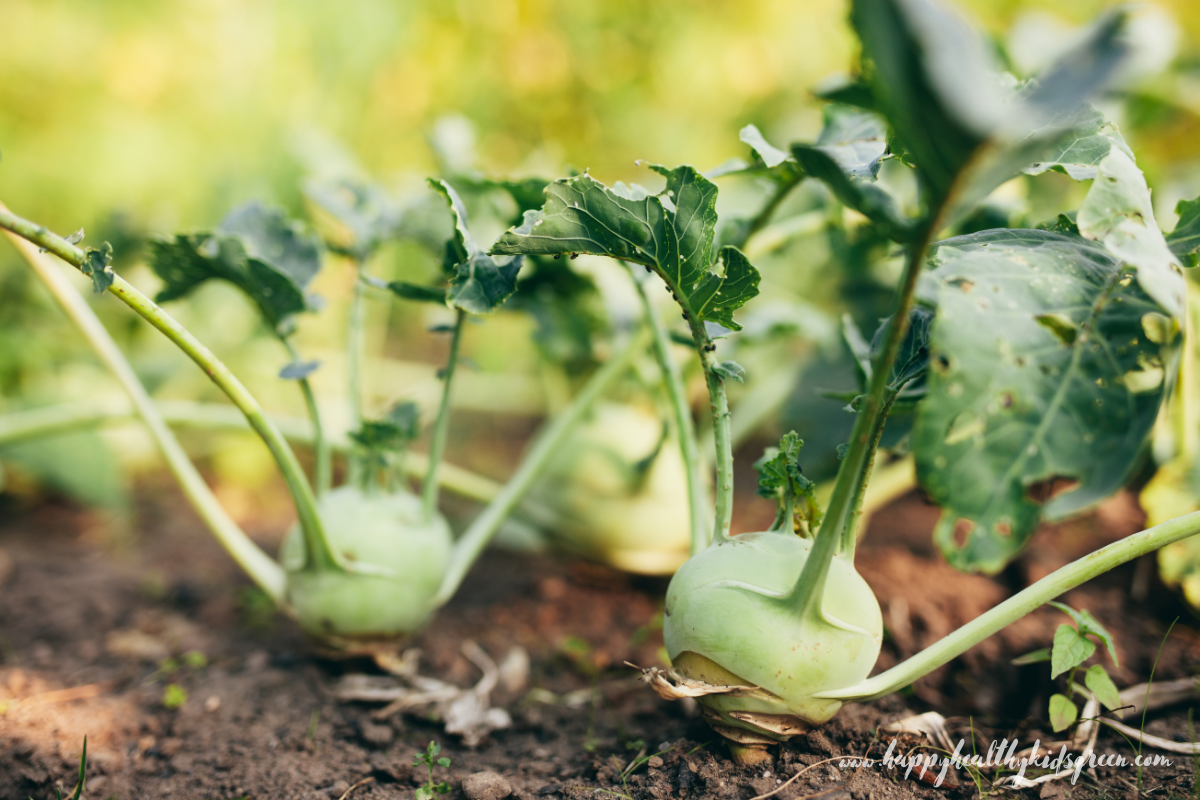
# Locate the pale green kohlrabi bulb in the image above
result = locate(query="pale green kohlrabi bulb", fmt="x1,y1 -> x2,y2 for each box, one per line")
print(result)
534,402 -> 694,574
663,530 -> 881,750
280,485 -> 452,644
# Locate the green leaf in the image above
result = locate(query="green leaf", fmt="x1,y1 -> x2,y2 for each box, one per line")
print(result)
1077,148 -> 1186,319
1085,664 -> 1121,710
149,203 -> 323,332
1051,623 -> 1096,679
428,179 -> 526,314
373,278 -> 448,305
1049,693 -> 1078,732
914,229 -> 1177,572
754,431 -> 822,532
1049,600 -> 1119,666
491,167 -> 761,332
739,124 -> 792,169
279,360 -> 321,380
506,255 -> 607,373
81,243 -> 114,293
350,402 -> 420,456
220,202 -> 322,291
1024,104 -> 1134,181
871,306 -> 933,396
712,360 -> 746,383
853,0 -> 1130,217
1011,647 -> 1052,665
1166,196 -> 1200,267
813,74 -> 877,110
303,177 -> 400,255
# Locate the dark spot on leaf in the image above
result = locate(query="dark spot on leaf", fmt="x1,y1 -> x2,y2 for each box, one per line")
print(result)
1001,392 -> 1014,409
952,518 -> 975,548
993,521 -> 1012,538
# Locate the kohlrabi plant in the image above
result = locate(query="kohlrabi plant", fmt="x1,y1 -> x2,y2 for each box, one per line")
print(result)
492,0 -> 1200,764
0,174 -> 648,649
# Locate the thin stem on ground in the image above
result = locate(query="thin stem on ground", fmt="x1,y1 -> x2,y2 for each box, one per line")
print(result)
422,307 -> 466,521
626,263 -> 708,555
0,218 -> 287,602
818,511 -> 1200,701
0,204 -> 342,575
434,327 -> 650,606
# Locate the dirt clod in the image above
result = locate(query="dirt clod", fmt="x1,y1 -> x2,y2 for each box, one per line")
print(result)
463,771 -> 514,800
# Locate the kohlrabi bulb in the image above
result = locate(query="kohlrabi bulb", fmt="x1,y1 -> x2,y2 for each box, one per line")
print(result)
535,402 -> 692,574
280,486 -> 452,642
663,530 -> 882,746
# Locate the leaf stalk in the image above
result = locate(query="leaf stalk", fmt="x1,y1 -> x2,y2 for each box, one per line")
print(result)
422,307 -> 467,521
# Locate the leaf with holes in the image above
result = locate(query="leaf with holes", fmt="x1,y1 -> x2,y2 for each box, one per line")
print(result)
490,166 -> 760,332
913,228 -> 1179,572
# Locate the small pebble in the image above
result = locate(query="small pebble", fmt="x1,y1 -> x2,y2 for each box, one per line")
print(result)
328,780 -> 350,798
648,756 -> 664,769
204,695 -> 221,712
462,771 -> 513,800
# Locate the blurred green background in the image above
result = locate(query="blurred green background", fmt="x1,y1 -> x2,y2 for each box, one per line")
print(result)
3,0 -> 1200,525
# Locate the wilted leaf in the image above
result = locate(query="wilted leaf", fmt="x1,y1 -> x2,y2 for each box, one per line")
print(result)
914,229 -> 1177,572
1049,693 -> 1078,732
81,243 -> 114,293
1051,623 -> 1096,678
491,166 -> 760,332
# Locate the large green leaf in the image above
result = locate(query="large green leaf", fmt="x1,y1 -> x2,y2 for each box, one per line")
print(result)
149,203 -> 322,332
852,0 -> 1129,218
491,167 -> 760,331
914,229 -> 1178,572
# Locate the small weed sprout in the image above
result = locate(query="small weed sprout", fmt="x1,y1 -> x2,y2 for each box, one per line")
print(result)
162,683 -> 188,710
413,740 -> 452,800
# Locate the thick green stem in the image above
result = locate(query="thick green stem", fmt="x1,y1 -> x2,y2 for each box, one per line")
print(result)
0,205 -> 342,575
626,264 -> 708,555
1,221 -> 287,602
786,221 -> 934,615
422,307 -> 466,521
434,327 -> 650,606
838,391 -> 898,556
817,509 -> 1200,701
282,338 -> 330,496
700,345 -> 735,544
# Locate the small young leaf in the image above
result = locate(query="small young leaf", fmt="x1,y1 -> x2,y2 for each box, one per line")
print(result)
754,431 -> 822,532
1011,647 -> 1052,665
279,360 -> 321,380
1051,623 -> 1096,679
1049,601 -> 1119,666
1049,693 -> 1078,732
713,360 -> 746,384
430,179 -> 525,314
1085,664 -> 1120,710
65,228 -> 85,245
436,758 -> 451,768
81,243 -> 114,293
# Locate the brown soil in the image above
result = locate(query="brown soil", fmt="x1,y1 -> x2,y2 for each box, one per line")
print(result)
1,485 -> 1198,800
